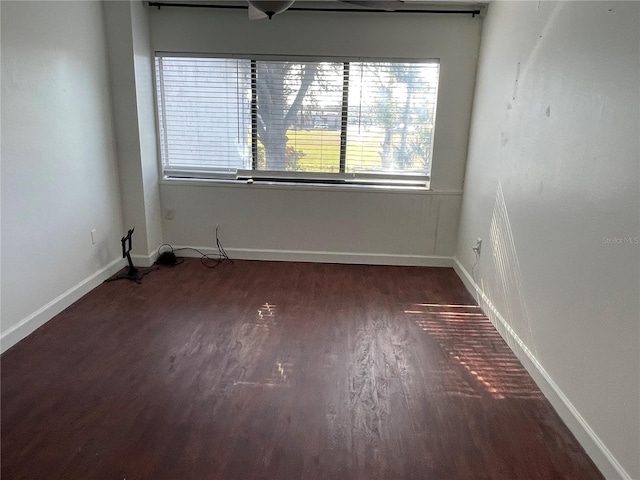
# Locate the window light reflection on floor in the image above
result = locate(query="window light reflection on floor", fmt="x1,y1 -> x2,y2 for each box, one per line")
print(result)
406,303 -> 542,400
256,302 -> 278,329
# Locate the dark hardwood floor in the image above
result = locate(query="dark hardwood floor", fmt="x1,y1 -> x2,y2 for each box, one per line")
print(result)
1,259 -> 603,479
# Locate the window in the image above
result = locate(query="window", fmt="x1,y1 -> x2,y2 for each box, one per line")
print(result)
155,54 -> 439,187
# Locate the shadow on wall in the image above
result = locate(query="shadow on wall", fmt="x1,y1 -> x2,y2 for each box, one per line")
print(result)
518,2 -> 564,92
477,181 -> 538,361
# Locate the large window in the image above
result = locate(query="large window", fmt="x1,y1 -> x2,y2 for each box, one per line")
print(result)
155,54 -> 439,187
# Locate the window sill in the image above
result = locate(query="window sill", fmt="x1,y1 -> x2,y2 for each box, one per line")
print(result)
159,177 -> 461,195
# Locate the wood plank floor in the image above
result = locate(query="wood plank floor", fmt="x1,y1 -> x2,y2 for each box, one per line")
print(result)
1,259 -> 603,479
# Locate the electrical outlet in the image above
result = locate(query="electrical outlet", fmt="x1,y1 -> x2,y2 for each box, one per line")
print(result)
472,238 -> 482,255
91,229 -> 97,245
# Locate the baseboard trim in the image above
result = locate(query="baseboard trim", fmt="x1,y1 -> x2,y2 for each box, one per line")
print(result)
452,257 -> 631,480
131,247 -> 160,267
172,246 -> 453,267
0,257 -> 125,354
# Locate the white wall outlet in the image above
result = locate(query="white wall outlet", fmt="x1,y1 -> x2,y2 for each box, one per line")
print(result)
90,229 -> 97,245
473,238 -> 482,255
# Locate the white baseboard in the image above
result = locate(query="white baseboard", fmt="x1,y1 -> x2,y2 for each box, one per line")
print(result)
0,257 -> 125,354
131,247 -> 160,267
172,245 -> 454,267
452,257 -> 631,480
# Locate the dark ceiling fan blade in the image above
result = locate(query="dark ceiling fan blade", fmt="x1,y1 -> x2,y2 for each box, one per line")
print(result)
248,3 -> 269,19
248,1 -> 296,19
338,0 -> 404,11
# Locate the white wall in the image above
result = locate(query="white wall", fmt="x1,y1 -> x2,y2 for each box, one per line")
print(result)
1,1 -> 124,350
150,7 -> 482,262
131,0 -> 163,258
103,0 -> 162,262
161,183 -> 460,264
455,2 -> 639,478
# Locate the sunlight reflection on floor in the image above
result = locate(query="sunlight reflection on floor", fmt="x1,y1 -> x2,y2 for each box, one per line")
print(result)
406,303 -> 542,400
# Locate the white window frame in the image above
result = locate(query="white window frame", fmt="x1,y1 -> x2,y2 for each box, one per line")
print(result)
154,52 -> 440,189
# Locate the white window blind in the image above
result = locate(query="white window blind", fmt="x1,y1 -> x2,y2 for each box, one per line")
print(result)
155,54 -> 439,187
156,57 -> 252,171
254,60 -> 344,173
346,62 -> 439,175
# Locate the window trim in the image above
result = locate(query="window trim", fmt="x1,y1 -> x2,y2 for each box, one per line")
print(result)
163,166 -> 430,187
155,51 -> 440,65
153,52 -> 440,189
